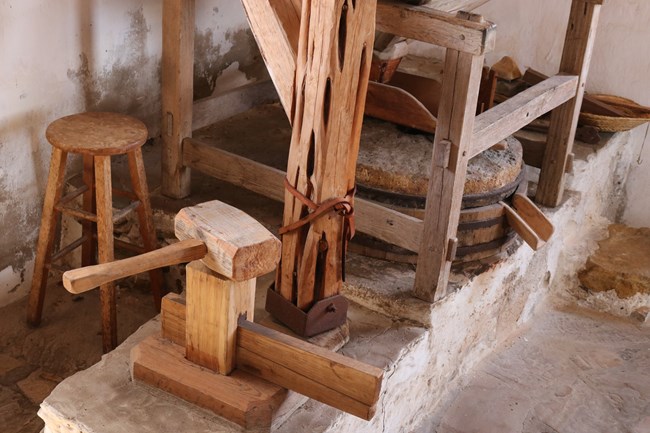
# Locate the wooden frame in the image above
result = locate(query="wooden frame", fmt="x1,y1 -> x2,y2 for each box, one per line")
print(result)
161,0 -> 604,302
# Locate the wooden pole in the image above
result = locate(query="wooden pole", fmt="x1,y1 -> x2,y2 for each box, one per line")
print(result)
413,13 -> 485,303
161,0 -> 194,199
276,0 -> 376,312
536,0 -> 603,206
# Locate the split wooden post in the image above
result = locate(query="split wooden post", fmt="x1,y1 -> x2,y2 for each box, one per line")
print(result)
413,12 -> 486,302
161,0 -> 194,199
270,0 -> 376,335
536,0 -> 604,206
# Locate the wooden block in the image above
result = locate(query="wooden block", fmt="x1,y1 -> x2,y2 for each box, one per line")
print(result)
237,320 -> 383,420
175,200 -> 281,281
131,333 -> 287,430
161,293 -> 186,346
186,261 -> 255,375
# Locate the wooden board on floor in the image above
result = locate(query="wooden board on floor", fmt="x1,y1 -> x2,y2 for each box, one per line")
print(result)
131,333 -> 287,429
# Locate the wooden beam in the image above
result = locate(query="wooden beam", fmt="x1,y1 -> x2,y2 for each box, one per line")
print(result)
161,0 -> 194,198
192,80 -> 278,131
375,1 -> 496,55
240,0 -> 296,118
161,293 -> 186,346
413,30 -> 485,301
471,75 -> 579,157
183,138 -> 424,252
237,319 -> 383,420
536,0 -> 603,206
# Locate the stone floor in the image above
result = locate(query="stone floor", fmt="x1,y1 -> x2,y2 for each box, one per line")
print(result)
417,305 -> 650,433
0,278 -> 157,433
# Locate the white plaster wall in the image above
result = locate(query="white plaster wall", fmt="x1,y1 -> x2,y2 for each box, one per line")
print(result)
0,1 -> 258,307
474,0 -> 650,227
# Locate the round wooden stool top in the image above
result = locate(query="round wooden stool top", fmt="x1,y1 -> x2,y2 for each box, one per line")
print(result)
46,112 -> 148,156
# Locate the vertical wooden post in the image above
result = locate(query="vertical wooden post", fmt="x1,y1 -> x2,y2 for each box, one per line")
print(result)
185,261 -> 255,375
275,0 -> 375,317
81,155 -> 96,268
536,0 -> 603,206
161,0 -> 195,199
95,155 -> 117,352
413,14 -> 485,303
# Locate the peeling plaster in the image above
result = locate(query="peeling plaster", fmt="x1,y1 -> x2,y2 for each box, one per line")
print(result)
67,7 -> 161,132
193,28 -> 268,100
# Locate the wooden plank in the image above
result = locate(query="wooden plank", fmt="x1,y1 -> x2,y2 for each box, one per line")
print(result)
536,0 -> 603,206
512,194 -> 554,241
94,155 -> 117,352
186,261 -> 255,374
192,80 -> 278,131
183,138 -> 424,252
132,333 -> 287,429
278,0 -> 377,309
237,320 -> 382,420
27,148 -> 68,326
62,239 -> 207,294
161,293 -> 186,346
375,1 -> 495,55
175,200 -> 281,281
240,0 -> 296,118
161,0 -> 194,198
365,82 -> 437,133
501,201 -> 544,250
522,68 -> 626,117
413,43 -> 485,301
471,75 -> 579,157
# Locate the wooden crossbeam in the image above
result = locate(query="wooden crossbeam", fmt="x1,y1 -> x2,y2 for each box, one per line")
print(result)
183,138 -> 423,252
375,0 -> 496,55
471,75 -> 579,157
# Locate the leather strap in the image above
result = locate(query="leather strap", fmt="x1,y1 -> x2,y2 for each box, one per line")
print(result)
279,178 -> 356,279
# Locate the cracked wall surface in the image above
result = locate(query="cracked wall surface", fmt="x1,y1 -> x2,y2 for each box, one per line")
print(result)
0,0 -> 261,307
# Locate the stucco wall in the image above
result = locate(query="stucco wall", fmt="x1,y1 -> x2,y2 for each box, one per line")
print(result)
474,0 -> 650,227
0,0 -> 264,307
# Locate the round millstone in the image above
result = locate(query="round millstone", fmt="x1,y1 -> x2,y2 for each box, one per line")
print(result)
356,118 -> 523,196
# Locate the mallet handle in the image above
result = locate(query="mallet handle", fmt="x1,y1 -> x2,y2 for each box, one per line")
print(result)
63,239 -> 207,294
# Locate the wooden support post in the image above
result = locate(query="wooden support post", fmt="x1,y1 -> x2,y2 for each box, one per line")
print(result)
536,0 -> 603,206
413,13 -> 485,303
186,261 -> 255,374
161,0 -> 194,199
275,0 -> 376,322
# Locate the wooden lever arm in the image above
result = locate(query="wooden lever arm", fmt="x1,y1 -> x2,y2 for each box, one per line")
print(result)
63,239 -> 207,294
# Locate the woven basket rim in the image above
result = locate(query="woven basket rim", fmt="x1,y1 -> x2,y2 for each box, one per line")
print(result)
580,94 -> 650,132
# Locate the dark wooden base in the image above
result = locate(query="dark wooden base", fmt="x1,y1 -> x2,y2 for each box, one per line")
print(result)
131,333 -> 287,429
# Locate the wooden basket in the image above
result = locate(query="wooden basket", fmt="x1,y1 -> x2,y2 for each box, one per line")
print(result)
579,94 -> 650,132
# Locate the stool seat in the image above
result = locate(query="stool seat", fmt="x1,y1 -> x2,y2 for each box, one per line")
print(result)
28,111 -> 162,353
45,112 -> 148,156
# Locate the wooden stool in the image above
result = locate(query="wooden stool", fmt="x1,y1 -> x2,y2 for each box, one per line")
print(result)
26,112 -> 163,352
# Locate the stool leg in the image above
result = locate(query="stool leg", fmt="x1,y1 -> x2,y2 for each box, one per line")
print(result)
95,155 -> 117,352
128,149 -> 163,311
82,155 -> 96,267
27,148 -> 68,326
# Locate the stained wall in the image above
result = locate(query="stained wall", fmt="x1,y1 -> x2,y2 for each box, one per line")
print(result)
0,0 -> 265,307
